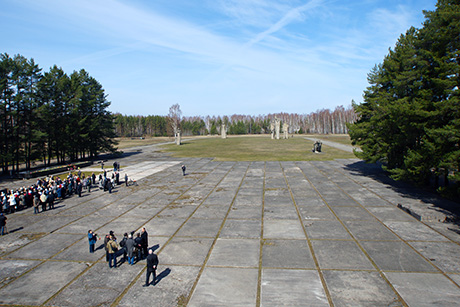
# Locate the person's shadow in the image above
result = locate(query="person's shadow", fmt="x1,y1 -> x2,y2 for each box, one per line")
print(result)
155,268 -> 171,285
150,244 -> 160,252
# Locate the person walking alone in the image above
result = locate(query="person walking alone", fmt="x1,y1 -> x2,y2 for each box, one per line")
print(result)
143,249 -> 159,287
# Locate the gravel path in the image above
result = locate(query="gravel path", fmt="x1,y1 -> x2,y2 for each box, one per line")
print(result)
304,137 -> 361,153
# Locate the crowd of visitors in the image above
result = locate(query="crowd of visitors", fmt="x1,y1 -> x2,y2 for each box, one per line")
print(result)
0,169 -> 127,216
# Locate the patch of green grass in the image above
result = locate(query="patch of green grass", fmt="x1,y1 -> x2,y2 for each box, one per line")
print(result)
160,136 -> 356,161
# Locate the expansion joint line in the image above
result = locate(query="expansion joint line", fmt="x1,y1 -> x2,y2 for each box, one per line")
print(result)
185,161 -> 252,306
256,161 -> 266,307
281,161 -> 334,306
302,161 -> 409,307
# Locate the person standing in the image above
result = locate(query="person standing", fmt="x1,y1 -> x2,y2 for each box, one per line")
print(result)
107,235 -> 119,268
181,164 -> 186,176
120,233 -> 128,262
125,174 -> 128,186
125,233 -> 135,265
134,232 -> 142,262
0,213 -> 7,236
40,192 -> 47,212
77,181 -> 83,197
140,227 -> 148,259
48,190 -> 55,210
143,249 -> 159,287
33,191 -> 40,214
88,230 -> 97,253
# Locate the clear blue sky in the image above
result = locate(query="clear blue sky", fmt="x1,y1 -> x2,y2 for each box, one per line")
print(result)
1,0 -> 437,117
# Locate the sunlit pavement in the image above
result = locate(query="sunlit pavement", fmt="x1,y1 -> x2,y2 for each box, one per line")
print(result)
1,146 -> 459,306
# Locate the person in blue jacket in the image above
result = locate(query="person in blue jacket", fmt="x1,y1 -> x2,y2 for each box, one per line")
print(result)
88,230 -> 98,253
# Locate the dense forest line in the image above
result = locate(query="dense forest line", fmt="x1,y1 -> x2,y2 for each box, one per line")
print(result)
0,53 -> 116,174
348,0 -> 459,196
113,104 -> 357,137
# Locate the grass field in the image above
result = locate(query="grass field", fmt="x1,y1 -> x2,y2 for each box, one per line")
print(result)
114,136 -> 174,149
159,135 -> 356,161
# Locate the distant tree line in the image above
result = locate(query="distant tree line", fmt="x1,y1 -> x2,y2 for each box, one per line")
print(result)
113,104 -> 357,137
0,53 -> 116,175
348,0 -> 459,196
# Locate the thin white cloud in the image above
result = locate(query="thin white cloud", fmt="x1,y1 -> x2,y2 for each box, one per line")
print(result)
245,0 -> 323,47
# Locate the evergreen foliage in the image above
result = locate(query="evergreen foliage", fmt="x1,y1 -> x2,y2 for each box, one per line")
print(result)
0,53 -> 116,174
348,0 -> 460,196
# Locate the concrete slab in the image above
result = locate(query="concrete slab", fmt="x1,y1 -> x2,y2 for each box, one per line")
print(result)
46,262 -> 144,307
323,270 -> 401,306
261,269 -> 328,306
141,217 -> 186,237
298,204 -> 337,220
262,239 -> 315,269
312,240 -> 375,270
264,204 -> 299,220
360,241 -> 438,272
330,206 -> 376,221
366,206 -> 417,222
188,267 -> 258,306
384,221 -> 451,242
6,233 -> 83,260
264,219 -> 306,239
96,215 -> 152,237
16,215 -> 77,233
384,272 -> 460,306
175,218 -> 222,238
207,238 -> 260,267
191,204 -> 229,219
117,265 -> 200,307
52,235 -> 106,262
0,261 -> 87,305
227,205 -> 262,219
448,273 -> 460,286
220,219 -> 261,239
408,241 -> 460,273
159,237 -> 214,266
0,259 -> 42,287
55,214 -> 114,234
304,220 -> 352,240
343,220 -> 400,241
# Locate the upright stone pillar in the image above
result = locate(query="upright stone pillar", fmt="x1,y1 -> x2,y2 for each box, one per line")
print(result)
283,123 -> 289,139
270,122 -> 275,139
221,124 -> 227,139
275,118 -> 280,140
175,130 -> 181,145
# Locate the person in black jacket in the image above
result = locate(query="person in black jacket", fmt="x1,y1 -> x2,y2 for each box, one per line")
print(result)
0,213 -> 7,236
143,249 -> 159,287
140,227 -> 148,259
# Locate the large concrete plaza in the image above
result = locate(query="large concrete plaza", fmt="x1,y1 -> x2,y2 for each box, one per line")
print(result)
0,143 -> 460,306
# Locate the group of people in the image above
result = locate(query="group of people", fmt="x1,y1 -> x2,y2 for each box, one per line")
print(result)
88,227 -> 159,287
0,168 -> 132,218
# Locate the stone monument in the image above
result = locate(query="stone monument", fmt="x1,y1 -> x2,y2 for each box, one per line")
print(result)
221,124 -> 227,139
275,118 -> 280,140
283,122 -> 289,139
175,130 -> 181,145
270,122 -> 275,139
